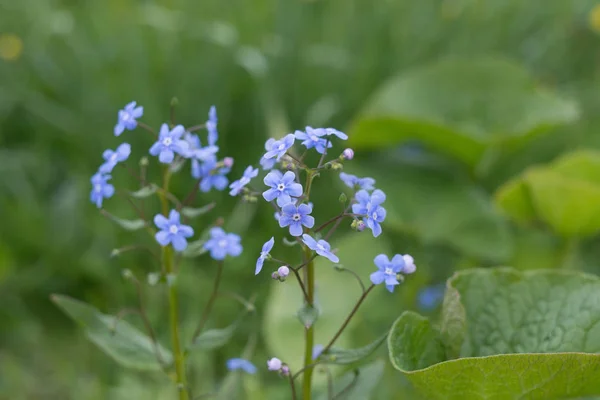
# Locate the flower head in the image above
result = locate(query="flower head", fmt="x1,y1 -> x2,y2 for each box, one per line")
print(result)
99,143 -> 131,173
370,253 -> 414,293
226,358 -> 257,374
90,173 -> 114,208
263,170 -> 303,207
342,148 -> 354,160
229,165 -> 259,196
206,105 -> 218,146
301,234 -> 339,263
267,357 -> 282,371
114,101 -> 143,136
264,134 -> 295,161
339,173 -> 375,191
352,189 -> 386,237
183,132 -> 219,162
325,128 -> 348,140
279,203 -> 315,236
204,227 -> 243,260
255,237 -> 275,275
154,210 -> 194,251
294,127 -> 332,154
149,124 -> 189,163
196,156 -> 230,192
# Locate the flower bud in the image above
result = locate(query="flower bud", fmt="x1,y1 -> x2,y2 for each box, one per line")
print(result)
271,271 -> 279,280
139,156 -> 149,167
402,254 -> 416,274
267,357 -> 282,371
342,148 -> 354,160
338,192 -> 347,203
356,220 -> 366,232
277,266 -> 290,278
223,157 -> 234,168
281,364 -> 290,376
122,269 -> 133,280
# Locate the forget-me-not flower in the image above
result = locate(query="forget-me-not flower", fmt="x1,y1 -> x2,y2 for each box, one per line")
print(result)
149,124 -> 189,163
301,234 -> 339,263
352,189 -> 386,237
226,358 -> 257,374
263,134 -> 295,161
184,132 -> 219,162
325,127 -> 348,140
259,138 -> 278,170
339,173 -> 375,191
196,156 -> 230,192
255,237 -> 275,275
99,143 -> 131,174
294,127 -> 332,154
154,210 -> 194,252
204,227 -> 243,260
90,173 -> 114,208
229,165 -> 259,196
114,101 -> 143,136
263,170 -> 303,207
370,253 -> 414,293
279,203 -> 315,236
206,105 -> 218,146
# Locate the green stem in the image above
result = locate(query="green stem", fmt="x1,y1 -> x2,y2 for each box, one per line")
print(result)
159,169 -> 189,400
302,246 -> 315,400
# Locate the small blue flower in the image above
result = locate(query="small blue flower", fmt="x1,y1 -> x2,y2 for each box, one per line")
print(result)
264,134 -> 295,161
197,156 -> 230,192
312,344 -> 324,360
262,170 -> 303,207
301,234 -> 339,263
352,189 -> 386,237
370,254 -> 404,293
279,203 -> 315,236
149,124 -> 189,163
206,105 -> 218,146
418,284 -> 444,311
114,101 -> 143,136
259,138 -> 278,170
229,165 -> 259,196
99,143 -> 131,174
255,237 -> 275,275
154,210 -> 194,252
339,173 -> 375,191
204,227 -> 243,260
294,127 -> 332,154
184,132 -> 219,162
90,173 -> 114,208
226,358 -> 257,374
325,128 -> 348,140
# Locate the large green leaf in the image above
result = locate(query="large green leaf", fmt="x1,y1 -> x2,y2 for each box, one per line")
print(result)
348,56 -> 578,167
52,294 -> 172,371
496,150 -> 600,237
388,268 -> 600,399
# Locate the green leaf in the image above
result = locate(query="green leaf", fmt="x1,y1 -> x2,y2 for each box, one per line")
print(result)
297,304 -> 319,329
389,268 -> 600,400
190,316 -> 244,351
103,212 -> 147,231
182,239 -> 207,258
349,56 -> 578,167
51,294 -> 172,371
129,185 -> 158,198
496,150 -> 600,237
315,360 -> 385,400
180,204 -> 215,219
320,332 -> 387,365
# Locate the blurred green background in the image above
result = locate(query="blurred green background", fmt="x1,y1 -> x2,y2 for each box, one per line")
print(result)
3,0 -> 600,399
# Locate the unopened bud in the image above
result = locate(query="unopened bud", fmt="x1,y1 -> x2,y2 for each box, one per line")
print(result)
271,271 -> 279,280
338,192 -> 348,203
111,248 -> 121,258
223,157 -> 234,168
281,364 -> 290,376
277,266 -> 290,279
356,220 -> 366,232
122,269 -> 133,280
139,156 -> 149,167
342,148 -> 354,160
170,97 -> 179,107
329,161 -> 342,170
267,357 -> 283,371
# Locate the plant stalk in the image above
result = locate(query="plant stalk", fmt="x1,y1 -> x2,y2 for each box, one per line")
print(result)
302,246 -> 315,400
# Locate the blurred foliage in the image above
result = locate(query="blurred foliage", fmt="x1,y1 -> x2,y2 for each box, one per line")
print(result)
2,0 -> 600,398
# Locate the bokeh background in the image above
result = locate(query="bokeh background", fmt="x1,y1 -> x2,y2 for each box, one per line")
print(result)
3,0 -> 600,399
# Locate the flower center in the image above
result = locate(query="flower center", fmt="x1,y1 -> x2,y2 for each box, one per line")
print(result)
292,213 -> 301,221
384,267 -> 394,275
163,137 -> 173,146
317,244 -> 326,252
277,183 -> 286,191
310,134 -> 319,142
169,225 -> 179,234
218,239 -> 228,248
94,184 -> 102,192
278,143 -> 285,151
372,211 -> 378,220
110,153 -> 118,162
122,112 -> 131,121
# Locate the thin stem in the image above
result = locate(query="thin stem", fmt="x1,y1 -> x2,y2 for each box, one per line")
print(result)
291,267 -> 310,303
288,370 -> 298,400
292,361 -> 322,381
191,261 -> 225,342
137,121 -> 157,136
302,245 -> 316,400
286,151 -> 308,169
324,366 -> 334,400
181,178 -> 203,208
321,284 -> 375,355
187,124 -> 205,132
336,268 -> 366,294
332,370 -> 360,399
314,213 -> 347,233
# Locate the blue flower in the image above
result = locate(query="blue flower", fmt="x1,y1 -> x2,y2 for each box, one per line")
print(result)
154,210 -> 194,252
184,132 -> 219,162
370,254 -> 404,293
339,173 -> 375,191
264,134 -> 295,161
294,127 -> 332,154
262,170 -> 303,207
206,105 -> 218,146
99,143 -> 131,174
229,165 -> 259,196
352,189 -> 386,237
204,227 -> 243,260
279,203 -> 314,236
259,138 -> 278,170
325,128 -> 348,140
301,234 -> 339,263
114,101 -> 143,136
226,358 -> 257,374
90,173 -> 114,208
149,124 -> 189,163
196,156 -> 230,192
255,237 -> 275,275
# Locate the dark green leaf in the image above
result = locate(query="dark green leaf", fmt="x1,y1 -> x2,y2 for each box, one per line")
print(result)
103,212 -> 147,231
190,318 -> 243,351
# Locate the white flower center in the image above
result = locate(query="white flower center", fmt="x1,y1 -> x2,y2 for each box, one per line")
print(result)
169,225 -> 179,234
218,239 -> 228,248
278,143 -> 285,151
372,212 -> 378,220
292,213 -> 301,221
122,112 -> 131,121
385,267 -> 394,275
94,184 -> 102,192
110,153 -> 118,162
260,251 -> 268,258
163,137 -> 173,146
317,244 -> 326,252
277,183 -> 286,191
310,134 -> 319,142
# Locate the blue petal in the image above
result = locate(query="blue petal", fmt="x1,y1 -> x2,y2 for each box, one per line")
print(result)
171,235 -> 187,252
373,254 -> 389,270
262,237 -> 275,253
263,188 -> 279,202
370,189 -> 386,206
276,193 -> 292,207
155,231 -> 171,246
154,214 -> 170,230
301,234 -> 318,250
255,257 -> 265,275
302,215 -> 315,229
289,222 -> 303,237
287,183 -> 303,197
370,270 -> 386,285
